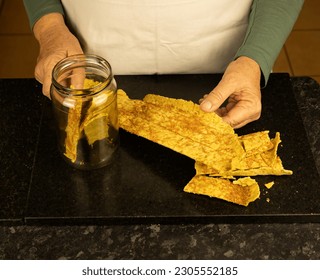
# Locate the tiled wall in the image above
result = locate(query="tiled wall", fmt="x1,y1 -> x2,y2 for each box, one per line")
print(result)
273,0 -> 320,84
0,0 -> 39,78
0,0 -> 319,84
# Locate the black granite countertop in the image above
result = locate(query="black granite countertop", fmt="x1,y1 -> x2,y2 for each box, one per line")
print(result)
0,74 -> 319,259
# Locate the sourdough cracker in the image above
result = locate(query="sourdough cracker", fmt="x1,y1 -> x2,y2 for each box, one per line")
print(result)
238,131 -> 273,155
64,98 -> 83,162
195,132 -> 292,177
117,89 -> 292,207
64,79 -> 113,161
118,90 -> 244,171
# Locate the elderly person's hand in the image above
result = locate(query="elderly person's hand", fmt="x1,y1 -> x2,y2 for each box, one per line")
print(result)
33,13 -> 83,98
200,56 -> 262,129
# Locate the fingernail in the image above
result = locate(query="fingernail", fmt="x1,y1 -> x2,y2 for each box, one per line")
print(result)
200,100 -> 212,111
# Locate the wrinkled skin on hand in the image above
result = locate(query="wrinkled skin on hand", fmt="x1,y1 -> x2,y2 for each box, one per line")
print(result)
34,13 -> 83,98
200,56 -> 262,129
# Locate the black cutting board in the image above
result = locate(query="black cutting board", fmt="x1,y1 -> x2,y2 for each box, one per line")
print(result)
25,74 -> 320,224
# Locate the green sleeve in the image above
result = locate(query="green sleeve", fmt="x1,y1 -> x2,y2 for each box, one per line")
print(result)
235,0 -> 304,86
23,0 -> 65,29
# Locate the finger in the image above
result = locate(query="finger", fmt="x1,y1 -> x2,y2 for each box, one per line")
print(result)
200,82 -> 234,112
42,72 -> 52,99
35,62 -> 51,98
34,57 -> 45,85
215,107 -> 227,117
222,103 -> 261,129
43,59 -> 62,99
70,66 -> 86,90
66,49 -> 85,89
223,115 -> 253,129
34,69 -> 43,85
66,42 -> 84,57
199,94 -> 208,104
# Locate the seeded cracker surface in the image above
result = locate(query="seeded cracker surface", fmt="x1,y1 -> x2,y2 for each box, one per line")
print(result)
183,176 -> 260,207
118,90 -> 244,171
195,132 -> 292,177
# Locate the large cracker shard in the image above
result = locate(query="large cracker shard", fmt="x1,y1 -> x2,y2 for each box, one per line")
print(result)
117,90 -> 292,207
64,79 -> 114,162
64,98 -> 83,162
184,176 -> 260,207
195,131 -> 293,177
118,90 -> 244,171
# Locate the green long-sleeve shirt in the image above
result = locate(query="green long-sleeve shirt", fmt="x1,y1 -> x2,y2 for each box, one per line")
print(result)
23,0 -> 304,85
235,0 -> 303,85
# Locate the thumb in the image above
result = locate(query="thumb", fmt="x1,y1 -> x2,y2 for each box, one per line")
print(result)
200,81 -> 233,112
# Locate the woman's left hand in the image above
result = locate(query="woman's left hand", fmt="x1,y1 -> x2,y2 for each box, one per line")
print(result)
200,56 -> 262,129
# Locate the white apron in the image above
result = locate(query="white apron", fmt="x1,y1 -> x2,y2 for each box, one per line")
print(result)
61,0 -> 252,75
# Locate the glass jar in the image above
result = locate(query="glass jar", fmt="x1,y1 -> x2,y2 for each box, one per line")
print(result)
50,54 -> 119,170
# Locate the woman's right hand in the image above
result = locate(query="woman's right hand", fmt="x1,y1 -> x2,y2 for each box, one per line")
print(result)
33,13 -> 83,98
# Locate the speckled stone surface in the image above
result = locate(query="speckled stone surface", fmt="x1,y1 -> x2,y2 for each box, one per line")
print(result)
293,77 -> 320,174
1,223 -> 320,259
0,75 -> 319,259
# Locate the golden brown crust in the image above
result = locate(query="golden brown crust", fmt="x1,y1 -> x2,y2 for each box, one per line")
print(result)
184,176 -> 260,206
117,89 -> 292,207
64,99 -> 82,162
195,132 -> 292,177
118,91 -> 244,170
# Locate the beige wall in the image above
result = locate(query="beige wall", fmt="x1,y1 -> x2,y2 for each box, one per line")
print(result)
0,0 -> 319,83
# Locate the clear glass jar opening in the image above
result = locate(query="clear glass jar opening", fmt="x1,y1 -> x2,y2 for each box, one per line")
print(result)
52,55 -> 113,96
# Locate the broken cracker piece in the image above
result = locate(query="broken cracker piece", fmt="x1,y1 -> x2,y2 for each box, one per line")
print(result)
265,181 -> 275,189
118,91 -> 244,171
183,175 -> 260,206
195,132 -> 292,177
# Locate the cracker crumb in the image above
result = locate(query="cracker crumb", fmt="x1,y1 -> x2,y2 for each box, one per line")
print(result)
265,181 -> 275,189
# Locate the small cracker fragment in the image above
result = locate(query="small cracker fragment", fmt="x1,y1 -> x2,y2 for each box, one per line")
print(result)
183,175 -> 260,206
238,131 -> 273,155
232,132 -> 281,170
264,181 -> 275,189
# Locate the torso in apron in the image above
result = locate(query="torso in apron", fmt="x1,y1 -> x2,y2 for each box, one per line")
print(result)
62,0 -> 252,75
